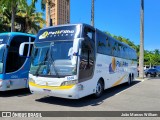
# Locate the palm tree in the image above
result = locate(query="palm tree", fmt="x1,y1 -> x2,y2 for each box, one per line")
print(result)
0,0 -> 38,32
0,4 -> 11,32
0,0 -> 28,32
16,2 -> 45,34
139,0 -> 144,78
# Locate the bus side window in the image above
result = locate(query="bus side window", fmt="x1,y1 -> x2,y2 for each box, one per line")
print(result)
79,40 -> 94,81
84,27 -> 95,49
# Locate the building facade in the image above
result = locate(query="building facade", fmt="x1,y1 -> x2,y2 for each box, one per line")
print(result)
46,0 -> 70,26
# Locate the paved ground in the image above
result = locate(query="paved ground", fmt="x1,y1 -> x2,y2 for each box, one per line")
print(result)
0,77 -> 160,119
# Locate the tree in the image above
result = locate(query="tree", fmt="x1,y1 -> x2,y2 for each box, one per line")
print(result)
139,0 -> 144,78
16,2 -> 45,34
144,51 -> 154,67
0,0 -> 28,32
0,5 -> 11,32
153,49 -> 160,65
0,0 -> 39,32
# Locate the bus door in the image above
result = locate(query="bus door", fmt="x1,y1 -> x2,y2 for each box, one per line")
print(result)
78,27 -> 95,82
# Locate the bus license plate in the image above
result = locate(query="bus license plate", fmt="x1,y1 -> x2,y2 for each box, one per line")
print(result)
43,89 -> 51,93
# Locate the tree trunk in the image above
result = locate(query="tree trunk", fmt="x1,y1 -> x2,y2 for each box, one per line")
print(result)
11,1 -> 15,32
139,0 -> 144,78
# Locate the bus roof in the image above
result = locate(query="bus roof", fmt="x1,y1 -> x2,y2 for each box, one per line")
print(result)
0,32 -> 35,38
39,23 -> 94,31
0,32 -> 36,45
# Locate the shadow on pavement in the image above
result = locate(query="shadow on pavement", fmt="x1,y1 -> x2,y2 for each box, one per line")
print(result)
35,81 -> 140,107
0,88 -> 31,97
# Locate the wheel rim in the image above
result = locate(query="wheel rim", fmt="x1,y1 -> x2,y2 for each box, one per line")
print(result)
96,82 -> 102,95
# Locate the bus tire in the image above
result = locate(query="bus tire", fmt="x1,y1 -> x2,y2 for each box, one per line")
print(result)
132,74 -> 134,82
128,74 -> 132,86
93,80 -> 104,98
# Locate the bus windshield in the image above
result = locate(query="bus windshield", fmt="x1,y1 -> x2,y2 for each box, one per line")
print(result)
30,41 -> 77,77
0,44 -> 6,73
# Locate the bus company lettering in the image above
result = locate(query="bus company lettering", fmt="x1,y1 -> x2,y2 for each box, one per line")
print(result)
48,30 -> 75,35
116,61 -> 128,67
109,57 -> 128,73
39,30 -> 75,39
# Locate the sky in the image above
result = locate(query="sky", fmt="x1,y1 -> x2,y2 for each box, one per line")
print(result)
36,0 -> 160,51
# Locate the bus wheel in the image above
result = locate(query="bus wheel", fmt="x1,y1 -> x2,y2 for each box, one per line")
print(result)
94,80 -> 104,98
128,75 -> 132,86
132,74 -> 134,82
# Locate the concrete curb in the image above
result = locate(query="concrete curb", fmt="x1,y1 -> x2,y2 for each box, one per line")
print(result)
135,77 -> 150,81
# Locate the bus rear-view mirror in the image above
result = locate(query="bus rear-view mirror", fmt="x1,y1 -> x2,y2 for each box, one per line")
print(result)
19,42 -> 34,57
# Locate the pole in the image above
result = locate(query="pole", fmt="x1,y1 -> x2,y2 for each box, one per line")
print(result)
91,0 -> 94,27
139,0 -> 144,78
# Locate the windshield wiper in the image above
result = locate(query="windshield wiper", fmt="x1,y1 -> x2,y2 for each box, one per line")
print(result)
35,61 -> 45,76
35,49 -> 49,76
49,53 -> 60,78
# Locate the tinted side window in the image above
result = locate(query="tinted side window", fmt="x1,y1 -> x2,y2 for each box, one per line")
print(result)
96,31 -> 137,60
118,43 -> 123,58
5,36 -> 31,73
79,40 -> 95,81
97,32 -> 112,55
97,33 -> 107,54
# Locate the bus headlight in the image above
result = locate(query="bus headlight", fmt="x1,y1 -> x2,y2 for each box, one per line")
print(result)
29,78 -> 35,83
61,80 -> 78,86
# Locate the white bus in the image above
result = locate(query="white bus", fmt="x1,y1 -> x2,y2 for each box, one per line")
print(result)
20,23 -> 137,99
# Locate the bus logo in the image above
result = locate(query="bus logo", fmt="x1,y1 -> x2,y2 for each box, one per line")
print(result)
39,31 -> 49,39
109,57 -> 128,73
109,57 -> 116,73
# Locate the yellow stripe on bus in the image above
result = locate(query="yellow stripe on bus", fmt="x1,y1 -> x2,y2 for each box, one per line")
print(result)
29,82 -> 74,90
112,75 -> 126,87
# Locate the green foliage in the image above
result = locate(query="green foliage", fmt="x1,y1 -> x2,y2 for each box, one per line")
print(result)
144,49 -> 160,66
105,32 -> 160,66
0,0 -> 45,34
16,2 -> 45,34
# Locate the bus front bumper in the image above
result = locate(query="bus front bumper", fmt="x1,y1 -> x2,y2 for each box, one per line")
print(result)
29,82 -> 80,99
0,79 -> 28,91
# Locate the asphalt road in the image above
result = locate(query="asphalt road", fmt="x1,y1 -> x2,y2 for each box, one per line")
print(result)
0,77 -> 160,119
